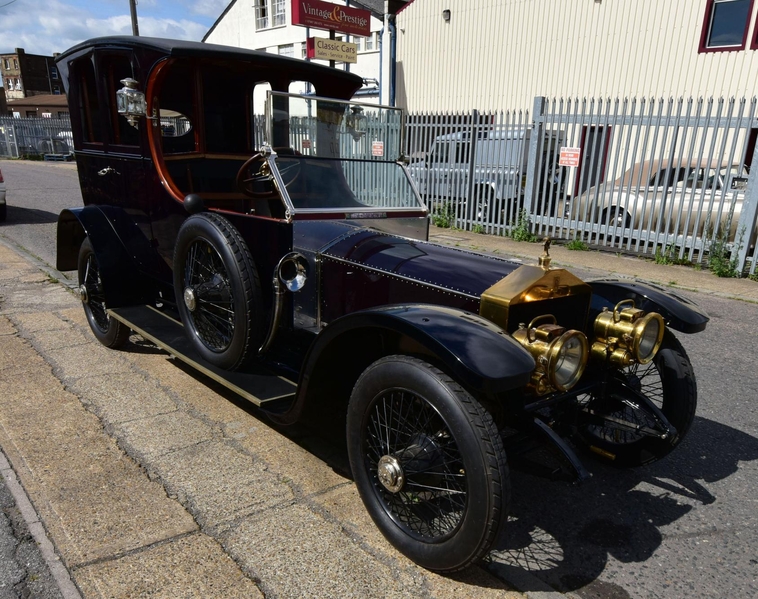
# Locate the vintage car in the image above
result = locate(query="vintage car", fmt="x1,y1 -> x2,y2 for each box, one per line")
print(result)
55,37 -> 708,573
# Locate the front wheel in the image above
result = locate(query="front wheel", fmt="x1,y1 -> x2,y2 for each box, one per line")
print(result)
347,356 -> 509,572
577,332 -> 697,467
78,237 -> 130,348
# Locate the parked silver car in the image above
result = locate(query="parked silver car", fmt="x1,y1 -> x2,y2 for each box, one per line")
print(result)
569,159 -> 752,245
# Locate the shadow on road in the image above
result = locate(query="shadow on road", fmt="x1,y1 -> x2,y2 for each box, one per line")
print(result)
1,205 -> 59,225
485,416 -> 758,598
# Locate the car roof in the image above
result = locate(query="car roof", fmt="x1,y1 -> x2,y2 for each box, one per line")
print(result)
616,159 -> 744,186
55,36 -> 363,93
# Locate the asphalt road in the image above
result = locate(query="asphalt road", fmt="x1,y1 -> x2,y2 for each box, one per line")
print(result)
1,159 -> 757,598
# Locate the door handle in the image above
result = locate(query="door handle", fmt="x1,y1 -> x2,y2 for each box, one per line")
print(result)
97,167 -> 119,176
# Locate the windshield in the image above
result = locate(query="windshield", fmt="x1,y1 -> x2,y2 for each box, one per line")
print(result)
264,92 -> 424,215
275,156 -> 423,211
266,92 -> 403,161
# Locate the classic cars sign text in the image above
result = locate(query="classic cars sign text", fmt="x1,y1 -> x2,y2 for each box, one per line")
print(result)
291,0 -> 371,37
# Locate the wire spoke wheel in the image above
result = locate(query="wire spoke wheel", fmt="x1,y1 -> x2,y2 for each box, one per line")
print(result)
576,331 -> 696,466
77,237 -> 130,349
364,390 -> 467,539
184,239 -> 235,352
347,356 -> 509,572
82,252 -> 109,332
173,213 -> 264,371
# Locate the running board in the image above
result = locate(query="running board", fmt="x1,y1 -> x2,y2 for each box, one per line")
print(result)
108,305 -> 297,407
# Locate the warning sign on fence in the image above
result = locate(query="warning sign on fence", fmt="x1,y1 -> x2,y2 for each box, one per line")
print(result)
559,147 -> 581,167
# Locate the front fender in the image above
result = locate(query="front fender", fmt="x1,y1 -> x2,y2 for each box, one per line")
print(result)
589,279 -> 709,333
301,304 -> 535,398
56,205 -> 160,307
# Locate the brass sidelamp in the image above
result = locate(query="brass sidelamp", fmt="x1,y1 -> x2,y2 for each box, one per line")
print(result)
591,299 -> 664,367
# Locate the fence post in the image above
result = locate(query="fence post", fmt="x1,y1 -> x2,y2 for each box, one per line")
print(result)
524,97 -> 546,216
466,109 -> 479,223
736,140 -> 758,273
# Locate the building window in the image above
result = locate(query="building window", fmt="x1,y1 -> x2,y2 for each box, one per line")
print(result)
53,86 -> 61,94
26,111 -> 36,118
273,0 -> 286,26
58,111 -> 69,118
51,66 -> 59,80
13,58 -> 18,69
2,58 -> 9,70
278,44 -> 294,57
301,42 -> 307,59
255,0 -> 286,30
365,33 -> 375,51
14,78 -> 21,90
700,0 -> 754,52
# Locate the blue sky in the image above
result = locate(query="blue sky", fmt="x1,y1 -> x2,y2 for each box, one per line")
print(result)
0,0 -> 229,61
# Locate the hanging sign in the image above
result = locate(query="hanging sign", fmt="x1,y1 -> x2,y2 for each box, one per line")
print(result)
291,0 -> 371,37
307,37 -> 358,63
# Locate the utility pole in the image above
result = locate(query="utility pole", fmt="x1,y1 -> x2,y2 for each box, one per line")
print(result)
129,0 -> 139,36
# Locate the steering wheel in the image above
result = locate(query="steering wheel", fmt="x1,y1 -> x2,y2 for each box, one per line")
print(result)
235,150 -> 301,199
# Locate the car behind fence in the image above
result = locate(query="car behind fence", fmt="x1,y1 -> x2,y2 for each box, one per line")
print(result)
0,117 -> 74,160
404,96 -> 758,276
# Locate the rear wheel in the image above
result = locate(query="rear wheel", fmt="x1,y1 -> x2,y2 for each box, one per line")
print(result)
577,332 -> 696,467
347,356 -> 509,572
78,237 -> 130,348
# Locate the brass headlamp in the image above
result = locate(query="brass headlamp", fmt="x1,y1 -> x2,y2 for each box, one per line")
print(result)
513,315 -> 589,395
592,299 -> 665,367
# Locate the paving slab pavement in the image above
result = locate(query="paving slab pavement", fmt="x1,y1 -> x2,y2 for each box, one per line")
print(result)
0,240 -> 527,597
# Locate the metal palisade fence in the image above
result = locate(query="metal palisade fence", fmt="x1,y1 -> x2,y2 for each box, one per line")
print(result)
404,97 -> 758,276
0,116 -> 74,159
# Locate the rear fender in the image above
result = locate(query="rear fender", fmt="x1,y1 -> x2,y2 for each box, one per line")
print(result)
590,279 -> 708,334
57,206 -> 159,307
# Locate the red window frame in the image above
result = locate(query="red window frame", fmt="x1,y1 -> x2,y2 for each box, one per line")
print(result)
699,0 -> 755,53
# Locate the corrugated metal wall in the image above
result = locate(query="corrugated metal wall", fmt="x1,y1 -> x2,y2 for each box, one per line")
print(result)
395,0 -> 758,112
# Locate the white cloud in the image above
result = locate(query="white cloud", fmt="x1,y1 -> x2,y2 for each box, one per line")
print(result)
185,0 -> 231,19
0,0 -> 210,57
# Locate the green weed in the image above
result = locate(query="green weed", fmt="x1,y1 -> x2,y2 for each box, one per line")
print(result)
431,203 -> 456,228
509,208 -> 538,242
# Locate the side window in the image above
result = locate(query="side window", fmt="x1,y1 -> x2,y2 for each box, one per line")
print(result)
158,62 -> 196,154
700,0 -> 752,52
203,65 -> 250,154
431,142 -> 449,163
75,57 -> 103,144
102,54 -> 140,147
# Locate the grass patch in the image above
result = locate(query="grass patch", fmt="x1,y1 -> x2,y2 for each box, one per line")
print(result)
471,224 -> 485,234
566,239 -> 590,251
653,245 -> 691,266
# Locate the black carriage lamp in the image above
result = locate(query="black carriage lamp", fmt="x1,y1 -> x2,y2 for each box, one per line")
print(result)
116,77 -> 147,128
442,9 -> 451,22
346,105 -> 367,141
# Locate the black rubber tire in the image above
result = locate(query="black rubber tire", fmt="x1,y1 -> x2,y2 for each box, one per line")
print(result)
601,207 -> 632,229
0,203 -> 6,222
346,355 -> 510,572
577,331 -> 697,467
469,186 -> 494,222
78,237 -> 130,349
173,213 -> 264,371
